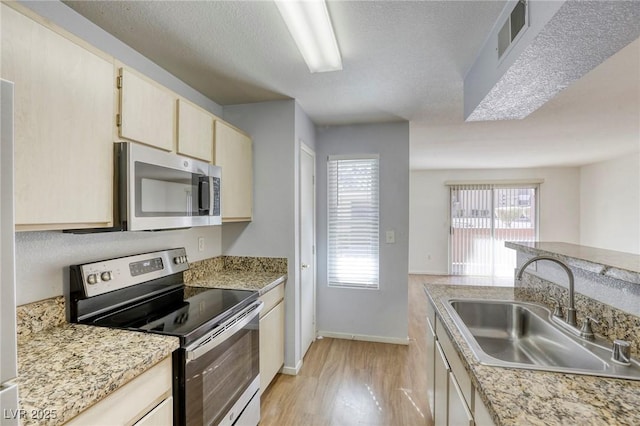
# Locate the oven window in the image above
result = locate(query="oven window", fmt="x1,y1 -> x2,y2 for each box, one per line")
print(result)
135,161 -> 199,216
203,332 -> 254,422
183,320 -> 259,426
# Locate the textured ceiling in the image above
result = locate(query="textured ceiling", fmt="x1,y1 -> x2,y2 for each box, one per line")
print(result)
467,1 -> 640,121
63,0 -> 640,170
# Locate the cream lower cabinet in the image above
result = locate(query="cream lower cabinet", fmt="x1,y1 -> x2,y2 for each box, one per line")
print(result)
259,283 -> 285,395
1,4 -> 114,230
214,120 -> 253,222
66,357 -> 173,426
426,303 -> 495,426
434,342 -> 450,426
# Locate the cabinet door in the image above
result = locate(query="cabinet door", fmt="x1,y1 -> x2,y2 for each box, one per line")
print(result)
213,120 -> 253,222
426,316 -> 437,420
134,397 -> 173,426
119,67 -> 175,151
448,374 -> 474,426
474,389 -> 495,426
1,5 -> 113,230
177,99 -> 213,162
434,342 -> 449,426
259,301 -> 285,394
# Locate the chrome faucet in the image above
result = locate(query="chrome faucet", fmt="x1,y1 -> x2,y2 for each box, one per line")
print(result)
516,255 -> 577,327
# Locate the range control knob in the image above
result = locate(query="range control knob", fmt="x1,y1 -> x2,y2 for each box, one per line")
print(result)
174,256 -> 188,264
87,274 -> 98,285
101,271 -> 113,282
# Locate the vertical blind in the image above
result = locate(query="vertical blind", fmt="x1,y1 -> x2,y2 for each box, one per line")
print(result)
450,184 -> 538,277
327,155 -> 379,289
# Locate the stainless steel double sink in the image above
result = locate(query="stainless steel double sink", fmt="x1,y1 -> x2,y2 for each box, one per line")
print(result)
442,298 -> 640,381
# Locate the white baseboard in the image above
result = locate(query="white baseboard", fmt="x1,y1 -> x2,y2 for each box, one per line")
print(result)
281,359 -> 303,375
409,270 -> 449,275
317,331 -> 409,345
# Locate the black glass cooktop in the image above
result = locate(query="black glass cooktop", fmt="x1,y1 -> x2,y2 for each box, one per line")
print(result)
88,286 -> 257,346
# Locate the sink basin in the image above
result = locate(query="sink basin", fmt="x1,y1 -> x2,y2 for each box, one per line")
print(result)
443,298 -> 640,380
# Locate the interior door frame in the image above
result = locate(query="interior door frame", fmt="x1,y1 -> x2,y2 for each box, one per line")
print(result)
299,141 -> 317,357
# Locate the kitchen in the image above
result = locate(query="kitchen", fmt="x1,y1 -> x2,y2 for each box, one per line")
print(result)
1,0 -> 639,425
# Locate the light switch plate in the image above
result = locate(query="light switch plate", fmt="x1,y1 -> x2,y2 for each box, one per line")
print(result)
385,230 -> 395,244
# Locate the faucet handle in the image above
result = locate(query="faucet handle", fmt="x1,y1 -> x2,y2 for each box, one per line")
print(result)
550,297 -> 564,318
579,316 -> 600,340
611,340 -> 631,366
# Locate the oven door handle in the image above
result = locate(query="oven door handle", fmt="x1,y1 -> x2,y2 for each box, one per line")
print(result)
185,300 -> 263,362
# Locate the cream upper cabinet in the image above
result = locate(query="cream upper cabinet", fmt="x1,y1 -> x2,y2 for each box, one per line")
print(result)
214,120 -> 253,222
1,4 -> 114,230
177,99 -> 213,162
118,67 -> 176,151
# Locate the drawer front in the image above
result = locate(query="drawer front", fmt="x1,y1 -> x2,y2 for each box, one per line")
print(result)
259,282 -> 285,318
426,297 -> 436,327
66,357 -> 172,425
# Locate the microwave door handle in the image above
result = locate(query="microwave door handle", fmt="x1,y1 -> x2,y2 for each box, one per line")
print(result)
198,176 -> 210,213
209,176 -> 215,214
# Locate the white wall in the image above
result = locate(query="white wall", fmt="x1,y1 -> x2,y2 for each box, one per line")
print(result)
316,122 -> 410,343
15,227 -> 222,305
409,167 -> 580,274
223,100 -> 317,372
580,152 -> 640,254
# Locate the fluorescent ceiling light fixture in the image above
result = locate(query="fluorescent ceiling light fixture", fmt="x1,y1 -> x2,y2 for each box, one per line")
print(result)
275,0 -> 342,73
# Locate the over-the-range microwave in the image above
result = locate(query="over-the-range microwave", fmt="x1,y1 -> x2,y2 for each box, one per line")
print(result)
70,142 -> 221,232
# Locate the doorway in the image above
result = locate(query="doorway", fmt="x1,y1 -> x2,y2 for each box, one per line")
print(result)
300,143 -> 316,359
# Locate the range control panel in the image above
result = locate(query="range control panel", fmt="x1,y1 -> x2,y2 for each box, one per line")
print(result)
74,248 -> 189,298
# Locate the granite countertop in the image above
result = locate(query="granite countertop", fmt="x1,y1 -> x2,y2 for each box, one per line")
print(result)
424,284 -> 640,426
184,255 -> 287,295
186,270 -> 286,295
506,241 -> 640,284
16,323 -> 179,425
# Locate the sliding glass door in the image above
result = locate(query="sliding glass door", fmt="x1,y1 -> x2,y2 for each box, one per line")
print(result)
450,184 -> 538,277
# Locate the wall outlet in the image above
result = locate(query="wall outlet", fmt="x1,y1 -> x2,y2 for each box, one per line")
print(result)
427,254 -> 432,261
198,236 -> 205,252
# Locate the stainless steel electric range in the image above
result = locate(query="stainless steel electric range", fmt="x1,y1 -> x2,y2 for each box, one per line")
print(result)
65,247 -> 263,426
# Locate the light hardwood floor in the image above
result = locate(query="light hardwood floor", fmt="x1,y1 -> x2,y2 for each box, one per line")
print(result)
260,274 -> 512,424
260,275 -> 446,426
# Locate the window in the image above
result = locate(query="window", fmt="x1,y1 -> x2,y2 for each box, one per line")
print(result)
450,184 -> 539,277
327,155 -> 379,289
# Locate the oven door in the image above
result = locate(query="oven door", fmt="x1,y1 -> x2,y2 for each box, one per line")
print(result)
177,301 -> 262,426
118,142 -> 221,231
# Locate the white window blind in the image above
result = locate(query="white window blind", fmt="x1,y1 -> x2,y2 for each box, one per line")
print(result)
327,155 -> 379,289
450,183 -> 538,276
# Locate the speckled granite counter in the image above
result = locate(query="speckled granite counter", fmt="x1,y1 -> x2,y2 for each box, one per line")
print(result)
15,298 -> 179,425
424,284 -> 640,426
506,241 -> 640,284
185,255 -> 287,295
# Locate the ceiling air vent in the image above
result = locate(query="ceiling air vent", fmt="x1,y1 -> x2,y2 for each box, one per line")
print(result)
498,0 -> 528,59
